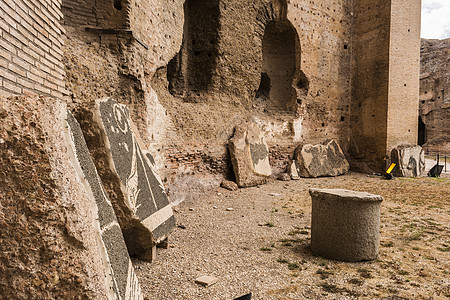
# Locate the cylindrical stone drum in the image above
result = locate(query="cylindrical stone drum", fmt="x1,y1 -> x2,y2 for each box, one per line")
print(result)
309,188 -> 383,262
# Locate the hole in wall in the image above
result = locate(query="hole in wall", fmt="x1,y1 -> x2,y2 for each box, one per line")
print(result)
114,0 -> 122,10
418,116 -> 426,146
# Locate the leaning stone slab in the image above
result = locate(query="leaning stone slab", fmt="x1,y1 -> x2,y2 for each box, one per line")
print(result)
288,160 -> 300,180
229,122 -> 271,187
309,188 -> 383,262
391,144 -> 425,177
65,110 -> 143,299
0,96 -> 142,299
76,98 -> 175,261
294,139 -> 349,178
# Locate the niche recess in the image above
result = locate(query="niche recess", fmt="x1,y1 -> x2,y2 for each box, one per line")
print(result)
167,0 -> 220,99
418,116 -> 426,146
258,20 -> 303,112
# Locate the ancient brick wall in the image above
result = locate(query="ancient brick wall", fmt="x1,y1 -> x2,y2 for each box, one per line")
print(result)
386,0 -> 421,154
0,0 -> 66,98
61,0 -> 128,29
350,0 -> 391,171
350,0 -> 421,172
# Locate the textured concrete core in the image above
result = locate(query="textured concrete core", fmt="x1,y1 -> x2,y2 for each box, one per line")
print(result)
309,188 -> 383,262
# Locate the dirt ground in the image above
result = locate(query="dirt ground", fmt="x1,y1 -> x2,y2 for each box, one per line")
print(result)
134,172 -> 449,299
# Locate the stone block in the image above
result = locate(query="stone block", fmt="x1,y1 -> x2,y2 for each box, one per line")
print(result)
310,188 -> 383,262
195,275 -> 218,287
221,180 -> 239,191
391,144 -> 425,177
77,98 -> 175,261
229,122 -> 271,187
288,160 -> 300,180
294,139 -> 349,178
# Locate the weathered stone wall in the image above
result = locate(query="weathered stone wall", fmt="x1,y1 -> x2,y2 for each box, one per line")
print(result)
419,38 -> 450,154
0,0 -> 66,98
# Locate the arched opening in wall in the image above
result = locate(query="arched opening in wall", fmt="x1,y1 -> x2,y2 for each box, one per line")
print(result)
258,20 -> 301,112
167,0 -> 220,99
418,116 -> 426,146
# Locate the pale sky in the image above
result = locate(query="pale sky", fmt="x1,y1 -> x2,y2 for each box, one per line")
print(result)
421,0 -> 450,39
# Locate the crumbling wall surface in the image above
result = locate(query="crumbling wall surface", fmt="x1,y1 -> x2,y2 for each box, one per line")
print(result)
0,96 -> 110,299
419,38 -> 450,154
0,0 -> 66,98
350,0 -> 391,172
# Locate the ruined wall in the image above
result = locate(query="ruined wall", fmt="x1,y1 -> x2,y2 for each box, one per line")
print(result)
153,0 -> 354,171
419,38 -> 450,154
0,0 -> 66,98
350,0 -> 420,172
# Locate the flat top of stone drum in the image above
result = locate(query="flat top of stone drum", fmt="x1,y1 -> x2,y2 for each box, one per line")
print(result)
309,188 -> 383,202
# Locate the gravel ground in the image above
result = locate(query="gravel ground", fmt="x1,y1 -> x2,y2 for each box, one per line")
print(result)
134,172 -> 449,299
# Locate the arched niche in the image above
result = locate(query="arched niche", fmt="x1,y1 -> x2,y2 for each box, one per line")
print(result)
257,19 -> 303,112
167,0 -> 220,99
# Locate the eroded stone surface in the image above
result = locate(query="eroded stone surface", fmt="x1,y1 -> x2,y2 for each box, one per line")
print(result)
229,122 -> 271,187
294,140 -> 349,178
309,188 -> 383,262
419,38 -> 450,154
65,110 -> 143,299
391,145 -> 425,177
78,98 -> 175,261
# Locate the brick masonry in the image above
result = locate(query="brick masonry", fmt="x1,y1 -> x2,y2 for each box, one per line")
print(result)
0,0 -> 67,98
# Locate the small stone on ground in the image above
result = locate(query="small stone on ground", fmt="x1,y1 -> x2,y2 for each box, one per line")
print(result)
195,275 -> 218,287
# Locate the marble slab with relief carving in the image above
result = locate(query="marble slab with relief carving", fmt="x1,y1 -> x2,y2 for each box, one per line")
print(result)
65,110 -> 143,300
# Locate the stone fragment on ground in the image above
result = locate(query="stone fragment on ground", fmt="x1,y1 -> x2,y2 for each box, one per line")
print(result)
293,139 -> 349,178
221,180 -> 239,191
288,160 -> 300,180
229,121 -> 271,187
277,173 -> 291,181
0,96 -> 143,299
391,144 -> 425,177
76,98 -> 175,262
195,275 -> 218,287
